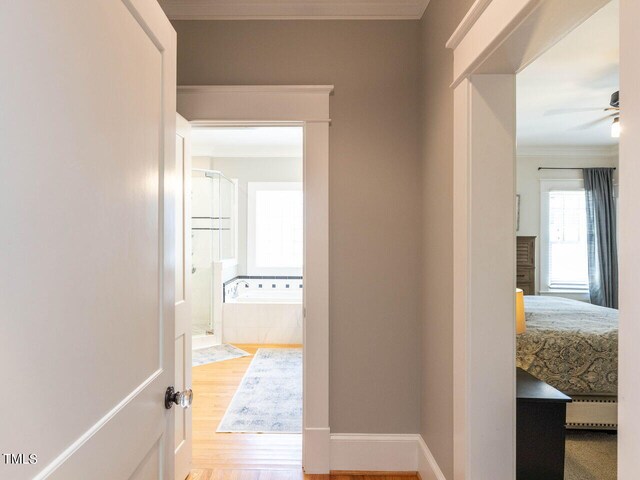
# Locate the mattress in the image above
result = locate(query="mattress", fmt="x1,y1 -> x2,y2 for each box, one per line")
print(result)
516,295 -> 618,396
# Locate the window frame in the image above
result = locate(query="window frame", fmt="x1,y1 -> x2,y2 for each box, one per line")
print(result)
540,178 -> 590,293
247,181 -> 303,276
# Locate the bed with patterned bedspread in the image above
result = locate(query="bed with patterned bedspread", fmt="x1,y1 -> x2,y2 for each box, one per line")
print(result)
516,295 -> 618,397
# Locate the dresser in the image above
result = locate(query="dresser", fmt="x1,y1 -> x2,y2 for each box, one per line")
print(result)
516,236 -> 536,295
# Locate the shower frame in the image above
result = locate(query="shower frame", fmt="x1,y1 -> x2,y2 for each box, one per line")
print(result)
191,167 -> 238,348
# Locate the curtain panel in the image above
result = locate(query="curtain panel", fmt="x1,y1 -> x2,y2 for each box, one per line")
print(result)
583,168 -> 618,308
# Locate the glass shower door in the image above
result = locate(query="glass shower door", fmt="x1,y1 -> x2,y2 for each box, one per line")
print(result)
191,170 -> 216,337
190,169 -> 236,342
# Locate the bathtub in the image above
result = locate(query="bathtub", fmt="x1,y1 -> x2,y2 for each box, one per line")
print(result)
222,278 -> 303,344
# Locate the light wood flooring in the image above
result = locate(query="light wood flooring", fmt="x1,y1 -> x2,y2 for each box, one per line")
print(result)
189,344 -> 417,480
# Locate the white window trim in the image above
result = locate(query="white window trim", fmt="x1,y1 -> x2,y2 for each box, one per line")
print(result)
540,179 -> 589,294
247,181 -> 303,276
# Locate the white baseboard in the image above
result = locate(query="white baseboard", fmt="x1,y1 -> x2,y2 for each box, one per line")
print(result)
304,427 -> 331,474
417,435 -> 446,480
330,434 -> 418,472
327,433 -> 445,479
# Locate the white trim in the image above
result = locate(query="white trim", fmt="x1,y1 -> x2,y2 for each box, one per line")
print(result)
445,0 -> 493,49
330,434 -> 418,472
33,369 -> 163,479
159,0 -> 430,20
449,0 -> 627,478
417,436 -> 447,480
452,74 -> 517,480
178,85 -> 332,473
327,434 -> 444,479
517,144 -> 619,158
447,0 -> 610,88
178,85 -> 332,123
620,0 -> 640,474
304,428 -> 331,473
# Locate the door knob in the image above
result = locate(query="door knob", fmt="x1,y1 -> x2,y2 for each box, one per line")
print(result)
165,386 -> 193,409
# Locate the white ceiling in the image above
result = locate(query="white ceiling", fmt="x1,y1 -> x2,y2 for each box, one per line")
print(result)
516,0 -> 619,150
159,0 -> 430,20
191,126 -> 303,158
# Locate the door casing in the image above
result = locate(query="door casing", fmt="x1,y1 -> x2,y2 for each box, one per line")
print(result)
177,85 -> 333,474
448,0 -> 637,478
174,113 -> 193,480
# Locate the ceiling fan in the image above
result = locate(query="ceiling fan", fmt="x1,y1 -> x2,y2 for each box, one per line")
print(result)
544,91 -> 621,137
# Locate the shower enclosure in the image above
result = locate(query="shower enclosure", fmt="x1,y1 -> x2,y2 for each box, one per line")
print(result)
191,168 -> 236,347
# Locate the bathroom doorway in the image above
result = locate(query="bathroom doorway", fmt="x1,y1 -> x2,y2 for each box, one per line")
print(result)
189,125 -> 305,474
177,84 -> 332,475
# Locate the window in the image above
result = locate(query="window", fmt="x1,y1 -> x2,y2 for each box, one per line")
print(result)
247,182 -> 303,276
540,180 -> 589,291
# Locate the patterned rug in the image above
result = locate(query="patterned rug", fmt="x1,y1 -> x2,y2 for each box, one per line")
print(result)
217,348 -> 302,433
192,344 -> 249,367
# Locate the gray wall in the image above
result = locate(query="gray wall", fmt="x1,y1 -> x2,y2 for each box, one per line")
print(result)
418,1 -> 475,478
173,20 -> 423,433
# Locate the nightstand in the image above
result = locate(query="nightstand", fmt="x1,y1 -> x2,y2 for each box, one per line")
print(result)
517,368 -> 572,480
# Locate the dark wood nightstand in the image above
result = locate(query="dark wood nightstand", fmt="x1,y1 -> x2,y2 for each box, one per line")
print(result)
517,368 -> 572,480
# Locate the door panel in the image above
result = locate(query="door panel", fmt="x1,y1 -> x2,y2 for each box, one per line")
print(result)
0,1 -> 176,479
174,114 -> 193,479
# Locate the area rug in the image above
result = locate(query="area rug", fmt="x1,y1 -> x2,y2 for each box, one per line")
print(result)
192,344 -> 249,367
565,431 -> 617,480
217,348 -> 302,433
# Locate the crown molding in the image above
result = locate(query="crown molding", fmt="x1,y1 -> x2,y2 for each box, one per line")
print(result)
517,144 -> 619,157
160,0 -> 430,20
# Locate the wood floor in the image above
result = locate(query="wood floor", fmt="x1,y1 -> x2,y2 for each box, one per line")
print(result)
189,344 -> 417,480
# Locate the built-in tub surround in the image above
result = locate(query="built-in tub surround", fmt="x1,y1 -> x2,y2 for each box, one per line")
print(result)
223,277 -> 303,344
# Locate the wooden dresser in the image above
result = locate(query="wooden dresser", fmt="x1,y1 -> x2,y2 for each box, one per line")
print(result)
516,236 -> 536,295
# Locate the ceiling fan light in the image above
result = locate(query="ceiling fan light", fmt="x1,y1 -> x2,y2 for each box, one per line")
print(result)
612,117 -> 621,138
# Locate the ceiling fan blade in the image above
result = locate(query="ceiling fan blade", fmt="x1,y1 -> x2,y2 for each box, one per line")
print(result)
571,113 -> 618,130
544,107 -> 603,116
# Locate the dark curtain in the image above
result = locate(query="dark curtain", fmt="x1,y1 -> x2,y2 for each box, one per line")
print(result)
583,168 -> 618,308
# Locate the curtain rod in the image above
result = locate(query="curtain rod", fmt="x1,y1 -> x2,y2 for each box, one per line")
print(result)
537,167 -> 617,171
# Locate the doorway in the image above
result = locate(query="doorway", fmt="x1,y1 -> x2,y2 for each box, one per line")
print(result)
177,85 -> 333,475
514,2 -> 619,478
189,125 -> 305,475
447,0 -> 638,478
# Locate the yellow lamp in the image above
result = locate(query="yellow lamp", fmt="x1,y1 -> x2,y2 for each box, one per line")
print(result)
516,288 -> 526,334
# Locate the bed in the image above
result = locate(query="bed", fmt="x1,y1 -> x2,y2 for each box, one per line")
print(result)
516,295 -> 618,429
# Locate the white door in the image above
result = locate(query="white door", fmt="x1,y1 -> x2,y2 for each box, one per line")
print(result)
174,114 -> 193,479
0,1 -> 178,479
